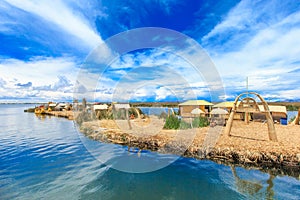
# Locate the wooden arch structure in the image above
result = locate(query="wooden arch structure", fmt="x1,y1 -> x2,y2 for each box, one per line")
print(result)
291,108 -> 300,125
224,92 -> 278,142
132,107 -> 141,119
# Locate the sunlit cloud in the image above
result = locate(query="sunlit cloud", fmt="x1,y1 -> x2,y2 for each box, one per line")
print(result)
0,57 -> 78,102
4,0 -> 103,48
199,0 -> 300,101
85,48 -> 215,102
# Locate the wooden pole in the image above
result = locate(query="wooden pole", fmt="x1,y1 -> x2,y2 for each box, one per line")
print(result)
292,108 -> 300,125
134,107 -> 141,119
255,93 -> 277,142
245,112 -> 249,124
245,77 -> 250,124
126,109 -> 132,130
224,100 -> 238,136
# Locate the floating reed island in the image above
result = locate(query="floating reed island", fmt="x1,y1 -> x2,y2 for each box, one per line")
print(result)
26,94 -> 300,176
24,102 -> 74,120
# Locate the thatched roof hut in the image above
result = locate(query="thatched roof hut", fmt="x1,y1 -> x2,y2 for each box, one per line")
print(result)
253,105 -> 287,123
93,104 -> 108,111
113,103 -> 130,110
179,100 -> 213,116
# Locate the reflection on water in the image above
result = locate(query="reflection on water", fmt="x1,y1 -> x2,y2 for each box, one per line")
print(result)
0,104 -> 299,199
35,113 -> 51,120
230,166 -> 276,199
231,166 -> 263,196
266,174 -> 275,200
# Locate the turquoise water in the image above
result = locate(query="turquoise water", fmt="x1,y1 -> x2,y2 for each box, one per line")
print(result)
138,107 -> 179,115
0,104 -> 299,199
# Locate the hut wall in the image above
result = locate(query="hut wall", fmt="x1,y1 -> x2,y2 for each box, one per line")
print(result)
180,105 -> 197,115
271,112 -> 287,122
200,105 -> 205,112
179,105 -> 207,116
253,113 -> 266,122
250,112 -> 286,122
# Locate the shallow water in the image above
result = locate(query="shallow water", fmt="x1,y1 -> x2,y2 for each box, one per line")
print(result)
0,104 -> 299,199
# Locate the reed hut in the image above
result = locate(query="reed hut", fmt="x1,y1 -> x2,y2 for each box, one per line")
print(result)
48,103 -> 57,110
210,108 -> 228,126
213,101 -> 242,120
112,103 -> 131,120
93,104 -> 109,120
252,105 -> 287,124
93,104 -> 108,111
179,100 -> 213,117
112,103 -> 132,129
213,101 -> 236,112
191,108 -> 205,117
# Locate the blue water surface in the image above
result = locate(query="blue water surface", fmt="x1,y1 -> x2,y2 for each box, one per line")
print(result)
0,104 -> 299,200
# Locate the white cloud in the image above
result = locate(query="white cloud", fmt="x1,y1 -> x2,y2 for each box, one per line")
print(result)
0,57 -> 79,102
0,57 -> 78,85
199,0 -> 300,100
4,0 -> 103,48
202,0 -> 254,42
86,48 -> 218,102
213,22 -> 300,82
201,0 -> 293,44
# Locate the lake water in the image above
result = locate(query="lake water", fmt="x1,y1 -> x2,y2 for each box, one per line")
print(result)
138,107 -> 179,116
0,104 -> 299,199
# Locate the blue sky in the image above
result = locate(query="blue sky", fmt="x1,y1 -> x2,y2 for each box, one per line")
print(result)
1,0 -> 300,102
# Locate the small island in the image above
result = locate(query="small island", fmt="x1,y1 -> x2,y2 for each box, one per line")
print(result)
26,93 -> 300,176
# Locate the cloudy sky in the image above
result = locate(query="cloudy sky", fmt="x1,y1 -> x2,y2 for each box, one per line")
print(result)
1,0 -> 300,103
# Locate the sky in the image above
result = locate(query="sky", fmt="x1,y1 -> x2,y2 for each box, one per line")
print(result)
1,0 -> 300,103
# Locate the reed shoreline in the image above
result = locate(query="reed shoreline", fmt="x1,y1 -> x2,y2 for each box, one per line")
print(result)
79,119 -> 300,177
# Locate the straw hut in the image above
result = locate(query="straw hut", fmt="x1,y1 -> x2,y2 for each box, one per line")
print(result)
93,104 -> 108,111
211,108 -> 229,115
48,103 -> 57,110
112,103 -> 132,129
54,103 -> 67,111
210,108 -> 229,126
252,105 -> 287,124
113,103 -> 130,110
112,103 -> 131,120
213,101 -> 242,120
93,104 -> 109,119
213,101 -> 241,112
191,108 -> 205,117
179,100 -> 213,117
